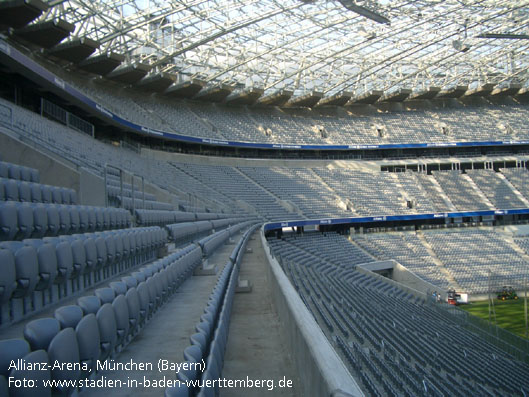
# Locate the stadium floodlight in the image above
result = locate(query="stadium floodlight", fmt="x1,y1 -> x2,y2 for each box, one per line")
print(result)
338,0 -> 390,25
478,33 -> 529,40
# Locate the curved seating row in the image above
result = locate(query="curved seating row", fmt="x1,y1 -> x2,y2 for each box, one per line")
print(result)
0,201 -> 130,241
197,231 -> 230,258
166,224 -> 259,397
116,196 -> 173,211
106,185 -> 157,202
0,226 -> 166,326
0,178 -> 76,205
0,243 -> 203,397
136,210 -> 251,228
135,209 -> 196,227
0,161 -> 39,183
167,221 -> 215,247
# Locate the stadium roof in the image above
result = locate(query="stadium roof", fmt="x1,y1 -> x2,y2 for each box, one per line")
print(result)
6,0 -> 529,102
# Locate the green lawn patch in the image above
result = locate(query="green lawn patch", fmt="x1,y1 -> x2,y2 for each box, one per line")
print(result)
461,299 -> 529,340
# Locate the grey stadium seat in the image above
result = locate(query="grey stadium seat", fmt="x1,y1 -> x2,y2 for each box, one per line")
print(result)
0,248 -> 17,305
96,303 -> 117,361
8,350 -> 52,397
23,317 -> 61,351
47,328 -> 81,396
112,294 -> 130,347
0,201 -> 17,241
75,313 -> 100,377
54,305 -> 83,329
77,295 -> 101,315
0,338 -> 30,377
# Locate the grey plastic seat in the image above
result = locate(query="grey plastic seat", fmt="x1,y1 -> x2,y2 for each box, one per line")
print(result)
23,317 -> 61,351
75,313 -> 100,377
44,205 -> 59,236
23,240 -> 58,292
125,288 -> 141,335
0,162 -> 8,179
51,187 -> 63,205
40,185 -> 52,204
176,360 -> 198,383
29,168 -> 39,183
121,276 -> 137,289
190,333 -> 207,357
82,237 -> 97,282
47,328 -> 81,396
54,305 -> 83,329
136,281 -> 150,324
0,241 -> 38,299
17,181 -> 31,202
4,178 -> 19,201
0,201 -> 18,241
70,238 -> 87,280
61,189 -> 73,205
29,204 -> 48,238
109,281 -> 127,296
0,338 -> 30,377
95,287 -> 115,304
15,202 -> 34,240
96,303 -> 117,361
8,349 -> 52,397
95,209 -> 104,231
0,248 -> 16,305
19,166 -> 32,182
112,294 -> 130,347
68,206 -> 80,234
78,207 -> 88,233
55,205 -> 71,235
183,344 -> 203,363
94,236 -> 107,272
86,207 -> 96,232
29,182 -> 42,203
54,241 -> 74,284
7,164 -> 21,180
77,295 -> 101,315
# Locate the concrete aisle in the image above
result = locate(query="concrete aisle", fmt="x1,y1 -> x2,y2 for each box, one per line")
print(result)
81,242 -> 234,396
220,233 -> 300,397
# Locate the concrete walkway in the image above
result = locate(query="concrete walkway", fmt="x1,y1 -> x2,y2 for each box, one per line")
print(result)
81,241 -> 235,396
220,233 -> 300,397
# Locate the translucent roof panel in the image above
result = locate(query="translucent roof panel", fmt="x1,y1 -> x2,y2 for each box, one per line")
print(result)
41,0 -> 529,96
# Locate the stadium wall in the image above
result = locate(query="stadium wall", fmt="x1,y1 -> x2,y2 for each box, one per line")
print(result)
260,229 -> 364,397
0,128 -> 105,206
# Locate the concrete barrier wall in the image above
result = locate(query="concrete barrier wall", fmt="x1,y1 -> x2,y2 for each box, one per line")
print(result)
261,230 -> 363,397
0,129 -> 107,206
0,130 -> 80,192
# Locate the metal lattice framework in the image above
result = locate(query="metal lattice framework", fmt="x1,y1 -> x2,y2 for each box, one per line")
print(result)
38,0 -> 529,96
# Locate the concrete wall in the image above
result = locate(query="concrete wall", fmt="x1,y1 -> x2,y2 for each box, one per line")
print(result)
0,130 -> 106,206
79,168 -> 105,206
0,130 -> 80,192
261,230 -> 363,397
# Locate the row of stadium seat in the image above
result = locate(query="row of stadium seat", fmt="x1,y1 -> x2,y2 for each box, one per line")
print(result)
0,243 -> 203,396
0,178 -> 76,205
0,161 -> 39,183
0,226 -> 166,326
106,185 -> 157,202
167,221 -> 218,247
0,201 -> 130,241
166,224 -> 258,396
116,195 -> 174,211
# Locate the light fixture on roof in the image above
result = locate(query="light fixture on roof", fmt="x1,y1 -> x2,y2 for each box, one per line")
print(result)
338,0 -> 390,25
478,33 -> 529,40
452,39 -> 470,53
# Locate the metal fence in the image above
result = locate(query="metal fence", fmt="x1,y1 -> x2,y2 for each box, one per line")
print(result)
431,301 -> 529,365
41,98 -> 94,137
